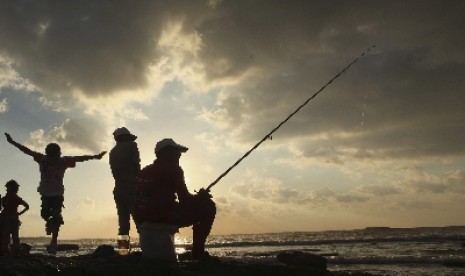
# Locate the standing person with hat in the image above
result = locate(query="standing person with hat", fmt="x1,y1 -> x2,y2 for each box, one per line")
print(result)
0,180 -> 29,256
4,133 -> 106,254
109,127 -> 140,240
134,138 -> 216,260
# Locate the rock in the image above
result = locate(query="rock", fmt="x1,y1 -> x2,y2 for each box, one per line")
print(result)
443,260 -> 465,267
20,243 -> 32,255
0,253 -> 373,276
92,244 -> 116,257
277,251 -> 327,269
57,244 -> 80,251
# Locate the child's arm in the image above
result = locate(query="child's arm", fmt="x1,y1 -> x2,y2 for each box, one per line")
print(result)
5,133 -> 38,157
72,151 -> 107,162
18,199 -> 29,216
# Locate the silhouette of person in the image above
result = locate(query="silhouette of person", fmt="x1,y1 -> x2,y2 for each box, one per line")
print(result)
109,127 -> 140,236
134,138 -> 216,260
0,180 -> 29,256
4,133 -> 106,254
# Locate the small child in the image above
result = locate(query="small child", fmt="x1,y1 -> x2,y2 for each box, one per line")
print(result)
0,180 -> 29,256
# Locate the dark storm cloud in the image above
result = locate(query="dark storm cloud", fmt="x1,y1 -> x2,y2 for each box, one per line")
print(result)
60,117 -> 106,152
1,1 -> 464,160
199,1 -> 465,160
0,0 -> 208,96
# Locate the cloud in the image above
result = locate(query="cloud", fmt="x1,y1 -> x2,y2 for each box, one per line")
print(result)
230,169 -> 306,204
2,2 -> 463,142
0,56 -> 36,91
0,1 -> 162,97
118,106 -> 149,122
230,170 -> 351,207
26,117 -> 107,153
192,1 -> 465,162
0,1 -> 222,100
356,184 -> 400,196
79,197 -> 95,209
1,1 -> 464,174
0,98 -> 8,113
37,96 -> 69,112
399,166 -> 465,195
335,193 -> 370,204
226,163 -> 465,216
444,170 -> 465,193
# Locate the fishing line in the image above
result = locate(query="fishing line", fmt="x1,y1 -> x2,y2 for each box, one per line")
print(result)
206,45 -> 376,191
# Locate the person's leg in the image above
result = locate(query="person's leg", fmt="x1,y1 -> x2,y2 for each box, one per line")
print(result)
47,196 -> 64,254
48,228 -> 58,252
11,219 -> 20,256
1,219 -> 11,255
114,192 -> 131,235
41,196 -> 52,235
192,197 -> 216,258
178,196 -> 216,259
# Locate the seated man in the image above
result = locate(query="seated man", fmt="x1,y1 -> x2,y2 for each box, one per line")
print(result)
134,138 -> 216,260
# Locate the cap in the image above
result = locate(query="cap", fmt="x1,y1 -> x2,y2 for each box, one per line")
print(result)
113,127 -> 137,140
5,180 -> 19,188
155,138 -> 188,154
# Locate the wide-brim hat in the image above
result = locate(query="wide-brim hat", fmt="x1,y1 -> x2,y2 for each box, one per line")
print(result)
155,138 -> 188,154
113,127 -> 137,140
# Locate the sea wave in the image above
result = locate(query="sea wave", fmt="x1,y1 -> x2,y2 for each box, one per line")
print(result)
201,234 -> 464,248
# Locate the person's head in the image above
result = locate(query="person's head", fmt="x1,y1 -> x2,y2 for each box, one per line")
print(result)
5,179 -> 19,193
155,138 -> 188,164
113,127 -> 137,142
45,143 -> 61,158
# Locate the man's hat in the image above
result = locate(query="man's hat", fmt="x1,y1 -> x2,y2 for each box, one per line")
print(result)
5,180 -> 19,188
113,127 -> 137,140
155,138 -> 188,154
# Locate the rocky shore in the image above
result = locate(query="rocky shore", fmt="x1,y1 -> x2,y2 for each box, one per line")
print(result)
0,249 -> 374,276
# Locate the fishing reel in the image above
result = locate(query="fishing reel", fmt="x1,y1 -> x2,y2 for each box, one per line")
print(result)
195,188 -> 213,199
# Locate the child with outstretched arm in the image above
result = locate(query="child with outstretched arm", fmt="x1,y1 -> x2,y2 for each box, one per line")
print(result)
4,133 -> 106,254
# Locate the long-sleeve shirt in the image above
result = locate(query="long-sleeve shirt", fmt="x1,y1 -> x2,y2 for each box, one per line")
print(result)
32,152 -> 77,197
109,141 -> 141,193
136,159 -> 193,223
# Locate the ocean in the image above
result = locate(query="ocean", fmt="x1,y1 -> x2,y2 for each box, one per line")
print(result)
22,226 -> 465,276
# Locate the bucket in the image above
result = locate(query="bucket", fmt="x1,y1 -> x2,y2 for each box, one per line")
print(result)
117,235 -> 130,255
139,222 -> 179,262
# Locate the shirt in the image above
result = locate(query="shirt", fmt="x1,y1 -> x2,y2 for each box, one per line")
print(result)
32,152 -> 77,196
1,192 -> 24,217
109,141 -> 140,193
136,159 -> 193,223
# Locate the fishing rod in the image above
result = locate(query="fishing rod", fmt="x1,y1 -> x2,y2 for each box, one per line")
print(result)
206,45 -> 376,192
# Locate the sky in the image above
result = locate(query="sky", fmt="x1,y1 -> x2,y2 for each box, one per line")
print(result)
0,0 -> 465,239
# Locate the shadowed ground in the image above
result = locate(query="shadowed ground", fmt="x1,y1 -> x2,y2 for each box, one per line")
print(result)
0,253 -> 374,276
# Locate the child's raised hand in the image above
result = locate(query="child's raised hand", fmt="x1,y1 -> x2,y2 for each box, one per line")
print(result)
5,133 -> 13,143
